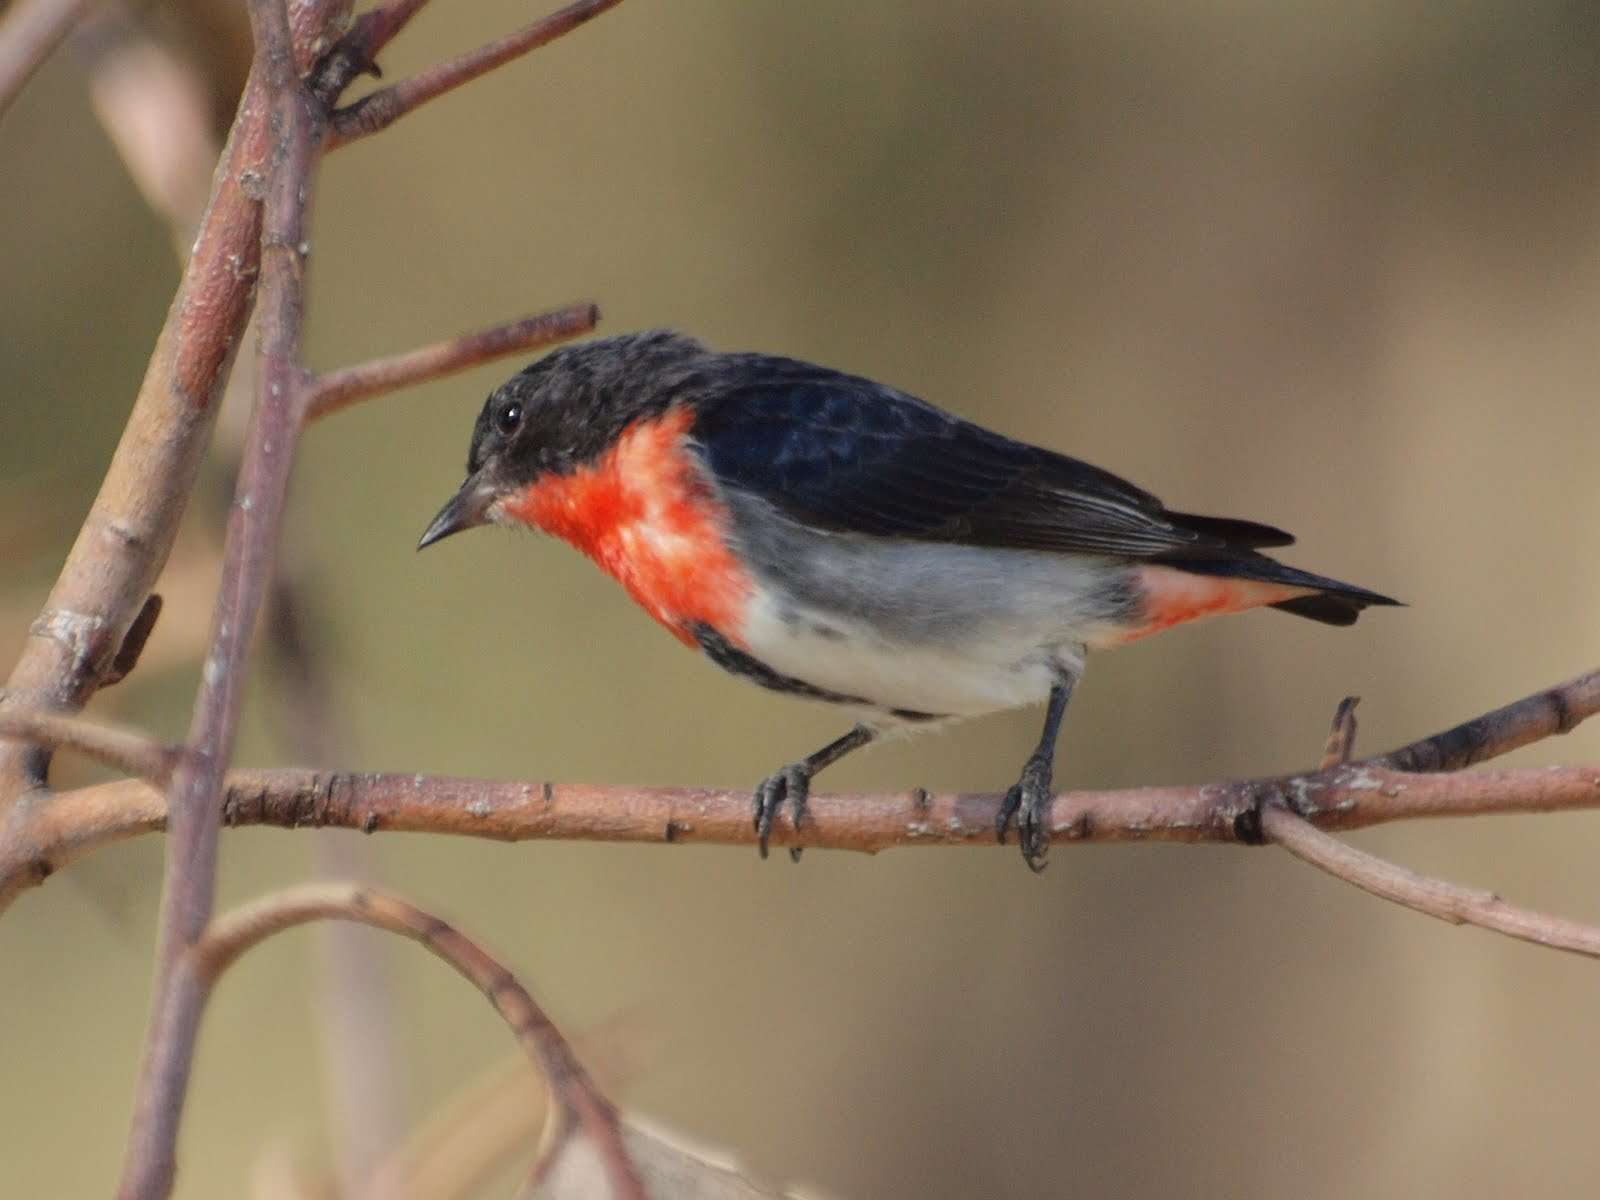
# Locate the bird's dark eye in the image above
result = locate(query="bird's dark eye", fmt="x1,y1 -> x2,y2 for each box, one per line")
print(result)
495,401 -> 523,436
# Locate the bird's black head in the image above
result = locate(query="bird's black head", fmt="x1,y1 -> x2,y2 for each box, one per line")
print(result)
418,329 -> 712,549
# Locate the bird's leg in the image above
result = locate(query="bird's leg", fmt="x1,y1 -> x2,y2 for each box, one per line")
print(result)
754,724 -> 876,861
996,675 -> 1077,872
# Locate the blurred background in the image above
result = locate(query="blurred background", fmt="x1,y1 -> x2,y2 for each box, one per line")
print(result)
4,1 -> 1600,1196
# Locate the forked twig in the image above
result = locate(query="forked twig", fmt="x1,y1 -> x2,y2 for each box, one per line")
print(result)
1256,687 -> 1600,960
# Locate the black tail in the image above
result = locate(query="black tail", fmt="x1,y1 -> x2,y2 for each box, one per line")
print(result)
1154,552 -> 1402,627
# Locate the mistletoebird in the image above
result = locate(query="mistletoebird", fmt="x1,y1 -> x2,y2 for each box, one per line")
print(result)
420,331 -> 1398,869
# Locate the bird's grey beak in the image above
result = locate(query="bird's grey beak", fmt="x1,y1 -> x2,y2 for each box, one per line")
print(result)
418,474 -> 495,550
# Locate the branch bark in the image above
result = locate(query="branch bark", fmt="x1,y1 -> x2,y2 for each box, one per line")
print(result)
1,668 -> 1594,903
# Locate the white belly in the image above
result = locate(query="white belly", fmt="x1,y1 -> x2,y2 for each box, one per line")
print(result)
738,587 -> 1082,721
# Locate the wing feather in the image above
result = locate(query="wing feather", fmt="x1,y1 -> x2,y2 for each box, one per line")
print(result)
689,356 -> 1293,559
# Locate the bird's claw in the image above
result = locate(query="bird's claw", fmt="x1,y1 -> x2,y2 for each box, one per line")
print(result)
753,761 -> 811,861
996,754 -> 1053,872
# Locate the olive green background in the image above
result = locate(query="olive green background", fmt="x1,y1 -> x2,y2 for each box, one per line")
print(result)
4,2 -> 1600,1196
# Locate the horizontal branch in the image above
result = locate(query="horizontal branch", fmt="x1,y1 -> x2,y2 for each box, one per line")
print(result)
327,0 -> 624,148
3,757 -> 1591,919
305,302 -> 599,421
0,667 -> 1590,909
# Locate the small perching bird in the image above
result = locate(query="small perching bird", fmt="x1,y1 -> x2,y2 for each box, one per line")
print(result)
420,331 -> 1398,869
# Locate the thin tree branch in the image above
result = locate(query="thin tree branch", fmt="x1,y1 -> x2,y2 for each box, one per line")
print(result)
326,0 -> 624,149
1318,696 -> 1359,770
0,709 -> 177,782
0,69 -> 271,800
0,669 -> 1594,911
304,302 -> 600,422
117,1 -> 323,1194
1373,671 -> 1597,772
1260,804 -> 1600,959
190,884 -> 647,1200
0,0 -> 94,117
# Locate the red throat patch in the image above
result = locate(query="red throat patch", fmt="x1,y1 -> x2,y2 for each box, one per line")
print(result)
499,407 -> 752,646
1112,565 -> 1315,645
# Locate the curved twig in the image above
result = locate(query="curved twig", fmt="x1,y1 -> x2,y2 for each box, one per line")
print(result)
191,884 -> 647,1200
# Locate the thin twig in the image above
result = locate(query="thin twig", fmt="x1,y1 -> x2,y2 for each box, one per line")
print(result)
327,0 -> 624,149
1374,671 -> 1596,772
1318,696 -> 1359,770
1260,804 -> 1600,959
116,0 -> 322,1194
0,709 -> 177,782
191,884 -> 648,1200
0,0 -> 94,118
305,302 -> 600,422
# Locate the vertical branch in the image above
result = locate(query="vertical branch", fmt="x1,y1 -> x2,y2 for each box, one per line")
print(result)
115,0 -> 322,1194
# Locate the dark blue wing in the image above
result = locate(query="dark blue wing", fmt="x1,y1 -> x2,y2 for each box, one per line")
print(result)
688,355 -> 1294,558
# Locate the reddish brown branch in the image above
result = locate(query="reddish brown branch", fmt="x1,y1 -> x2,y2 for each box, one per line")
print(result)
305,301 -> 600,422
0,677 -> 1589,906
326,0 -> 624,148
191,885 -> 646,1200
0,0 -> 94,117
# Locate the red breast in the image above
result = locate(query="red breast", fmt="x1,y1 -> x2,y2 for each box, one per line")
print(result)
499,407 -> 753,646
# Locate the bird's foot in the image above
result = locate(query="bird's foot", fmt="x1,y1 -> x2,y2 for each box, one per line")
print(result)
753,760 -> 813,862
996,753 -> 1053,873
